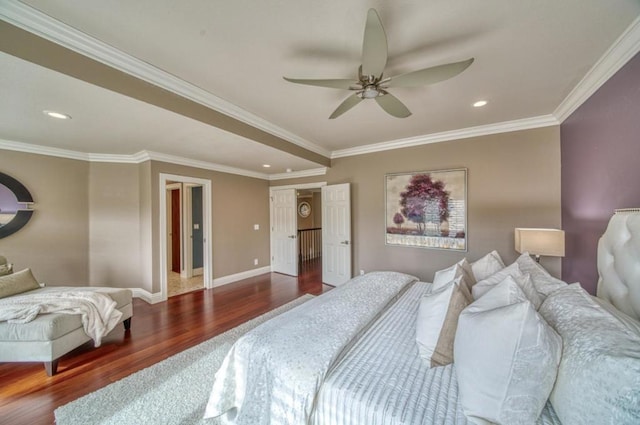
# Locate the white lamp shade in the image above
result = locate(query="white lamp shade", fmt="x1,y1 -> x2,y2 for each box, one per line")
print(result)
515,228 -> 565,257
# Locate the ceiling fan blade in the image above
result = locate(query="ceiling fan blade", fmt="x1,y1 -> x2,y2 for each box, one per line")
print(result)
361,9 -> 388,77
375,93 -> 412,118
329,94 -> 364,119
387,58 -> 474,88
283,77 -> 357,90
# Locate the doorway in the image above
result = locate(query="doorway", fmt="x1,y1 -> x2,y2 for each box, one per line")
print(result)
160,174 -> 212,301
270,182 -> 352,286
297,189 -> 322,279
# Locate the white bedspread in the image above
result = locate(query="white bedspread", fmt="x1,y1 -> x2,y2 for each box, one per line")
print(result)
313,282 -> 562,425
0,291 -> 122,346
203,271 -> 417,425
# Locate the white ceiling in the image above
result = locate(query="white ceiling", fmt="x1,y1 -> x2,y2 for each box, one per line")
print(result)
1,0 -> 640,177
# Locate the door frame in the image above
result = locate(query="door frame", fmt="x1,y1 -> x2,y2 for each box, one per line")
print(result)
269,182 -> 326,273
159,173 -> 212,301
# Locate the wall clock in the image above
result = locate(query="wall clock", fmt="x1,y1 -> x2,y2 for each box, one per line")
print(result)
298,201 -> 311,218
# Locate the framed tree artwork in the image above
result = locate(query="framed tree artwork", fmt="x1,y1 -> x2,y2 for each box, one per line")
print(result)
385,168 -> 467,251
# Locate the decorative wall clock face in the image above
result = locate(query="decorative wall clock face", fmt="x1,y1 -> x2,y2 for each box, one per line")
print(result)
298,201 -> 311,218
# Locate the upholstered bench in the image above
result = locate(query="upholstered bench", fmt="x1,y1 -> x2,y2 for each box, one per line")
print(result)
0,284 -> 133,376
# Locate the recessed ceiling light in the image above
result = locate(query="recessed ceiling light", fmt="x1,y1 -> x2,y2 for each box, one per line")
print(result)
262,164 -> 271,168
43,110 -> 72,120
473,100 -> 488,108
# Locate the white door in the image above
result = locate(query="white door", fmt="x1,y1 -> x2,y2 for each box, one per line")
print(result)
271,189 -> 298,276
322,183 -> 351,285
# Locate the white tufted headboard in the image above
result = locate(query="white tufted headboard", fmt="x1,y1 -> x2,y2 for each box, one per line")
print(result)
597,208 -> 640,321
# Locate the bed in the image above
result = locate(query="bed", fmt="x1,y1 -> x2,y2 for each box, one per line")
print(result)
204,209 -> 640,425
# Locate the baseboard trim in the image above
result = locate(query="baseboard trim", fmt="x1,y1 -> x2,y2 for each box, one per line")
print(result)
130,266 -> 272,302
131,288 -> 163,304
212,266 -> 272,288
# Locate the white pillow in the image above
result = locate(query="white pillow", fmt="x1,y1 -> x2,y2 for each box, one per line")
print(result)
432,259 -> 476,293
539,284 -> 640,424
464,275 -> 528,314
514,273 -> 543,310
471,262 -> 522,300
416,276 -> 471,368
471,250 -> 505,281
455,293 -> 562,424
515,253 -> 567,297
474,272 -> 543,310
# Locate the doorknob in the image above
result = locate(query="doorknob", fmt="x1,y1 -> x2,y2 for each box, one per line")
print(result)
288,235 -> 296,239
341,240 -> 350,245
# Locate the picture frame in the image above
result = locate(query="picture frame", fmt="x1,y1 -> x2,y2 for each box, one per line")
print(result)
385,168 -> 467,251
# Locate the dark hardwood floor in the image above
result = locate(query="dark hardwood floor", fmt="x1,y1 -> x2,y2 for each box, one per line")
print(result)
0,260 -> 328,425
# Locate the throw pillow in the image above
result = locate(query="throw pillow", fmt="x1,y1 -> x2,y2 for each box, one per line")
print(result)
416,276 -> 472,367
432,259 -> 476,293
464,275 -> 528,314
471,262 -> 522,300
0,268 -> 40,299
0,262 -> 13,277
516,253 -> 566,297
455,294 -> 562,424
470,250 -> 505,281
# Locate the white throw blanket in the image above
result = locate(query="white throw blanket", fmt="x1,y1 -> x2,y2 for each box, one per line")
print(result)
204,271 -> 417,424
0,291 -> 122,347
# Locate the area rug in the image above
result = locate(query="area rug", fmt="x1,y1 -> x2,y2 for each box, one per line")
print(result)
55,294 -> 315,425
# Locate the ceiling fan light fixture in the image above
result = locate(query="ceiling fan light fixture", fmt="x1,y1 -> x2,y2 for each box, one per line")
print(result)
362,86 -> 380,99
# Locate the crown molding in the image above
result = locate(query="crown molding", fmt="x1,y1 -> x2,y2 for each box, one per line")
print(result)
87,151 -> 150,164
0,138 -> 91,161
143,151 -> 269,179
268,167 -> 327,181
0,139 -> 272,179
0,0 -> 330,159
331,115 -> 559,159
554,15 -> 640,123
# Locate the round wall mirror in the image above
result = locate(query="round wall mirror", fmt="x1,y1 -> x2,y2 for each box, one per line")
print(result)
298,201 -> 311,218
0,172 -> 34,238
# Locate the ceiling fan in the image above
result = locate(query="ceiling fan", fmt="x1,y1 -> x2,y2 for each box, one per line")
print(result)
283,9 -> 474,119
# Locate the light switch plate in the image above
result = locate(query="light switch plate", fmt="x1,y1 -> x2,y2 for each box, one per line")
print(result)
253,224 -> 259,230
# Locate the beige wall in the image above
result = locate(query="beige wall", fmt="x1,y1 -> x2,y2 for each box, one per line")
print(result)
150,161 -> 270,293
1,124 -> 561,292
0,151 -> 270,295
0,150 -> 90,285
88,162 -> 144,289
272,126 -> 562,282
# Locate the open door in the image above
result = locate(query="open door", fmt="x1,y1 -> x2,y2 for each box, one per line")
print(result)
271,189 -> 298,276
170,188 -> 181,273
322,183 -> 351,285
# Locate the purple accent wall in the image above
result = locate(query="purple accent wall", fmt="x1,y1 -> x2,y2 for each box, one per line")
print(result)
561,52 -> 640,294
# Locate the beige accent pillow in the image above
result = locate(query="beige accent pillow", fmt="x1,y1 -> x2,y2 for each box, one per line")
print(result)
417,276 -> 472,367
0,268 -> 40,299
0,262 -> 13,277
